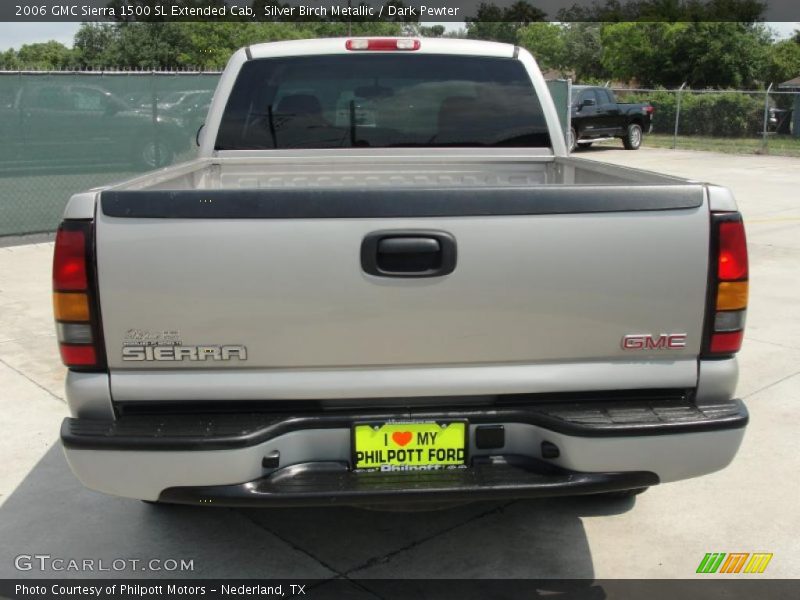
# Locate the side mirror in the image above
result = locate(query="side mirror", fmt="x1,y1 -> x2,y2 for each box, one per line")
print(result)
582,98 -> 596,108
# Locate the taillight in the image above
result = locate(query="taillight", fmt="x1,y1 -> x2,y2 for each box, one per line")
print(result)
345,38 -> 421,51
644,106 -> 655,114
53,229 -> 88,290
717,221 -> 748,280
53,221 -> 106,371
703,214 -> 748,357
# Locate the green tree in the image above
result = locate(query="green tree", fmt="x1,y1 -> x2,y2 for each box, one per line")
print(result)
0,49 -> 21,70
557,0 -> 766,21
670,22 -> 770,87
442,27 -> 468,39
465,1 -> 546,44
69,20 -> 407,71
177,22 -> 310,69
563,23 -> 608,81
14,41 -> 75,69
74,23 -> 121,68
765,39 -> 800,85
304,21 -> 403,37
600,22 -> 671,85
601,22 -> 770,87
419,25 -> 446,37
113,22 -> 191,69
517,23 -> 566,73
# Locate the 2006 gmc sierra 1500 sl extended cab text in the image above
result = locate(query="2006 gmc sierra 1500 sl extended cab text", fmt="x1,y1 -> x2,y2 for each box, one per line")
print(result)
53,38 -> 749,507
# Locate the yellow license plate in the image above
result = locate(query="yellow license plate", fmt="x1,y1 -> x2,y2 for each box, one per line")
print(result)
352,421 -> 467,470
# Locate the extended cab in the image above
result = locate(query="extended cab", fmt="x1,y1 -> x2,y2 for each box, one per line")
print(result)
568,85 -> 654,152
54,38 -> 749,507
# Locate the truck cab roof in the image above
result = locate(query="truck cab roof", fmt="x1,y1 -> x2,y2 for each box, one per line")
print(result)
246,37 -> 518,60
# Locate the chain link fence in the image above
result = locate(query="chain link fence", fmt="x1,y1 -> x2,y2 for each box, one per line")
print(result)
0,71 -> 221,237
612,86 -> 800,154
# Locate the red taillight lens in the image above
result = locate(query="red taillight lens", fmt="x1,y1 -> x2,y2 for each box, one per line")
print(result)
59,344 -> 97,366
346,38 -> 421,51
718,221 -> 748,281
704,213 -> 748,358
710,331 -> 745,354
52,221 -> 105,371
53,228 -> 87,290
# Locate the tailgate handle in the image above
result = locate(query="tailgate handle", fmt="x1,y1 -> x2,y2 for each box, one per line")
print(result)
362,230 -> 457,278
378,237 -> 440,255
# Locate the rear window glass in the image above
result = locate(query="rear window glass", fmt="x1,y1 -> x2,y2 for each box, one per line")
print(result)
216,54 -> 550,150
578,89 -> 599,105
603,89 -> 617,103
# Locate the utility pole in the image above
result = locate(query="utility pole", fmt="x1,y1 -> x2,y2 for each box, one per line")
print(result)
762,83 -> 773,152
673,82 -> 687,150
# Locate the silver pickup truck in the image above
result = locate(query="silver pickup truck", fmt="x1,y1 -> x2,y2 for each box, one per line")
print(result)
54,37 -> 749,507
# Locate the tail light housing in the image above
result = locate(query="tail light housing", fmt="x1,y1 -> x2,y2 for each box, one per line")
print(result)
702,213 -> 748,357
345,38 -> 421,51
53,221 -> 106,370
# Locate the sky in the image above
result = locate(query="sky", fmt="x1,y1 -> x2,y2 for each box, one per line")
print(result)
0,21 -> 798,52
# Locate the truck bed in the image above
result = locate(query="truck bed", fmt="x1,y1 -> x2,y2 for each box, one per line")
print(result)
100,150 -> 690,193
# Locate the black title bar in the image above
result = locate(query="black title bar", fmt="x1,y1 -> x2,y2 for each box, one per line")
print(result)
2,579 -> 800,600
3,0 -> 800,22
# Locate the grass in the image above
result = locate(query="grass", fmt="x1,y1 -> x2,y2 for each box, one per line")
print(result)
641,133 -> 800,157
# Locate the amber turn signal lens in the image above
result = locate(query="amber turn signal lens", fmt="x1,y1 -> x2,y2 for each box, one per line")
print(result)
716,281 -> 748,311
53,292 -> 90,321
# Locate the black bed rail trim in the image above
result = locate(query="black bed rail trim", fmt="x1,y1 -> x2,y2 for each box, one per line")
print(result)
157,456 -> 660,507
61,397 -> 748,452
100,185 -> 704,219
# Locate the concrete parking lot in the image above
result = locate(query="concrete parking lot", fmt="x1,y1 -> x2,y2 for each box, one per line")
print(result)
0,147 -> 798,582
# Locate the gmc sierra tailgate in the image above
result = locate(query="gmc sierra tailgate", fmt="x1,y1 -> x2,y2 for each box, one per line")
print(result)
93,180 -> 710,402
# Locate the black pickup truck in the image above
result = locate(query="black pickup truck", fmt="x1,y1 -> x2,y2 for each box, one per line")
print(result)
568,85 -> 654,152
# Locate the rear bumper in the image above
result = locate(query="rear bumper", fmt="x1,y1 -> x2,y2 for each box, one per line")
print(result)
61,396 -> 747,504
